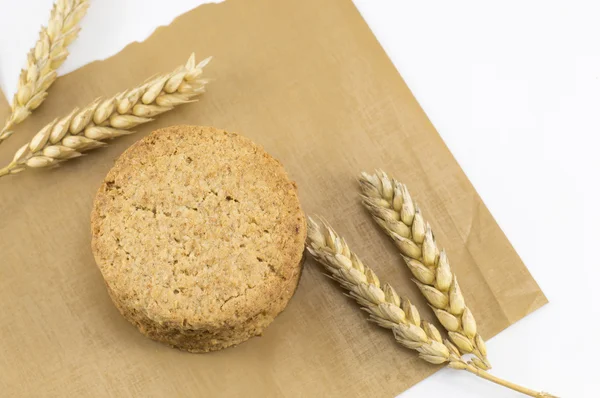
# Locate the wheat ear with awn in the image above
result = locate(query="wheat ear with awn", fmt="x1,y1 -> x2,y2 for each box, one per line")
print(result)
307,217 -> 556,397
359,170 -> 491,370
0,53 -> 211,178
0,0 -> 90,146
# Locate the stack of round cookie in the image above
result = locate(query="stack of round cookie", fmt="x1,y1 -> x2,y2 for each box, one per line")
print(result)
91,125 -> 306,352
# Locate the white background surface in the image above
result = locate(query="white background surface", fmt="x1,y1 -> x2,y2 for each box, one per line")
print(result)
0,1 -> 596,397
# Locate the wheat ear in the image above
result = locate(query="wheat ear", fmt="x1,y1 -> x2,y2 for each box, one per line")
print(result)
0,0 -> 90,145
359,170 -> 491,370
0,53 -> 211,178
307,217 -> 556,398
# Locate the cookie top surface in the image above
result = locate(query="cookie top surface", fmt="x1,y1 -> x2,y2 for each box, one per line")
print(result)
91,126 -> 306,327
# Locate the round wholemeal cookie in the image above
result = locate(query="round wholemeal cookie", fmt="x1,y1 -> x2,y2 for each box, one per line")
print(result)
91,125 -> 306,352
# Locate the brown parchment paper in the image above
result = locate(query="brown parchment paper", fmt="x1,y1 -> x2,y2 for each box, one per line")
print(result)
0,0 -> 546,396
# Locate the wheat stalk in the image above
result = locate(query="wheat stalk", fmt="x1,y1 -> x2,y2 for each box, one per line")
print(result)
0,53 -> 211,178
0,0 -> 90,145
307,217 -> 556,398
359,170 -> 491,370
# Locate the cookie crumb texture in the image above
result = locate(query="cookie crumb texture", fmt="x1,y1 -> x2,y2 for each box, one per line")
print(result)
91,126 -> 306,352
